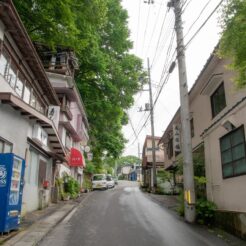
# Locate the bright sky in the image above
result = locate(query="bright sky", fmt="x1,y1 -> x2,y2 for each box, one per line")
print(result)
121,0 -> 223,157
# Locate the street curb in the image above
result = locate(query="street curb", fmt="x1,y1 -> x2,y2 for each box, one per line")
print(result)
36,192 -> 93,246
2,193 -> 93,246
61,191 -> 93,224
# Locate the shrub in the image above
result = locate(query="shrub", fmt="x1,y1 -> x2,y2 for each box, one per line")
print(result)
83,174 -> 92,190
196,198 -> 217,225
64,176 -> 80,199
118,174 -> 124,180
177,190 -> 185,216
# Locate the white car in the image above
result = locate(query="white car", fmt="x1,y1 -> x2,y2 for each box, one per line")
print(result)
106,175 -> 115,189
92,174 -> 107,190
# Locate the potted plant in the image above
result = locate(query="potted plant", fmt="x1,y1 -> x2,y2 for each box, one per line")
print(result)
61,192 -> 70,201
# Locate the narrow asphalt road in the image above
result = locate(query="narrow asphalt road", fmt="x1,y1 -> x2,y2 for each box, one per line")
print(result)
39,181 -> 229,246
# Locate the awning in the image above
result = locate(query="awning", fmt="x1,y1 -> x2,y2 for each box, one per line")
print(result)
69,148 -> 84,167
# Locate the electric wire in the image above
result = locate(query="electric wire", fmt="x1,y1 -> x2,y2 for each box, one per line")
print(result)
127,54 -> 176,147
127,28 -> 177,147
151,15 -> 175,69
181,0 -> 194,13
144,1 -> 164,59
126,0 -> 223,149
141,4 -> 152,56
184,0 -> 213,39
150,7 -> 169,68
185,0 -> 224,48
135,0 -> 142,54
128,114 -> 139,141
152,28 -> 176,100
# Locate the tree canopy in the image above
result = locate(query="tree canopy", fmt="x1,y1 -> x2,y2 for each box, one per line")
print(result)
14,0 -> 145,164
219,0 -> 246,87
117,155 -> 141,167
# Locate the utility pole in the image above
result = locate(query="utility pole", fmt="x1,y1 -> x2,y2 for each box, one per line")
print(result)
147,58 -> 157,192
115,160 -> 117,177
168,0 -> 196,223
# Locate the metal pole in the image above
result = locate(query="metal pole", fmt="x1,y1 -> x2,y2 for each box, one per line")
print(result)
147,58 -> 157,191
115,160 -> 117,177
169,0 -> 196,223
138,142 -> 141,159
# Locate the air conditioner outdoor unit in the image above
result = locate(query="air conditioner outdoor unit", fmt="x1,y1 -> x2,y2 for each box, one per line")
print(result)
33,124 -> 48,146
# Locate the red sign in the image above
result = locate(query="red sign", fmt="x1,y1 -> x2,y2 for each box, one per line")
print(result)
43,180 -> 50,189
69,148 -> 84,167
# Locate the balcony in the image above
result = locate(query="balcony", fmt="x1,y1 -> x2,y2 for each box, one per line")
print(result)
34,43 -> 79,77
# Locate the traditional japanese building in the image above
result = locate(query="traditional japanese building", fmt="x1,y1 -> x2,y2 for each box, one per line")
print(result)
0,0 -> 66,212
34,43 -> 90,187
159,49 -> 246,239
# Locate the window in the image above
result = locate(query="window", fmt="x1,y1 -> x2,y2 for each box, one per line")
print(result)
0,52 -> 9,76
147,147 -> 159,151
65,132 -> 72,149
23,85 -> 31,104
211,83 -> 226,118
30,91 -> 37,108
167,138 -> 173,159
15,75 -> 24,97
190,118 -> 194,138
7,63 -> 17,89
220,126 -> 246,178
0,137 -> 13,153
28,150 -> 39,185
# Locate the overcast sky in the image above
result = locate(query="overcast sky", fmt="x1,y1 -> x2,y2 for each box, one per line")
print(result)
121,0 -> 223,157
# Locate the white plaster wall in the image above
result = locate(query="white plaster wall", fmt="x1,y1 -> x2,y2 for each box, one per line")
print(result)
205,106 -> 246,212
0,104 -> 30,157
0,100 -> 54,213
0,104 -> 36,213
70,102 -> 79,131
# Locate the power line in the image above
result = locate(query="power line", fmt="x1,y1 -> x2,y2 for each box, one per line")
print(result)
127,54 -> 176,147
185,0 -> 224,48
135,0 -> 142,54
181,0 -> 194,13
151,16 -> 175,69
152,28 -> 176,99
150,7 -> 169,67
141,4 -> 152,56
129,114 -> 139,141
144,1 -> 164,58
184,0 -> 213,39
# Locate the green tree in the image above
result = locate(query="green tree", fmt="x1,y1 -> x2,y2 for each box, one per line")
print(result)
117,155 -> 141,167
219,0 -> 246,87
14,0 -> 146,164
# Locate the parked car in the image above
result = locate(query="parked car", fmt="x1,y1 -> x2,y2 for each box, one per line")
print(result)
92,174 -> 107,190
106,175 -> 115,189
113,177 -> 118,185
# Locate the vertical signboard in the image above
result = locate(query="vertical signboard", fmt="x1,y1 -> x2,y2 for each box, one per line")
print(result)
173,124 -> 181,155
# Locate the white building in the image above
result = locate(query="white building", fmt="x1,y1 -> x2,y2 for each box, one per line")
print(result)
0,1 -> 66,213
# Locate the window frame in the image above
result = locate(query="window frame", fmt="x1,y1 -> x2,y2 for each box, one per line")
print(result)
210,82 -> 226,118
220,125 -> 246,179
0,44 -> 48,115
0,136 -> 13,153
190,118 -> 194,138
167,137 -> 173,159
